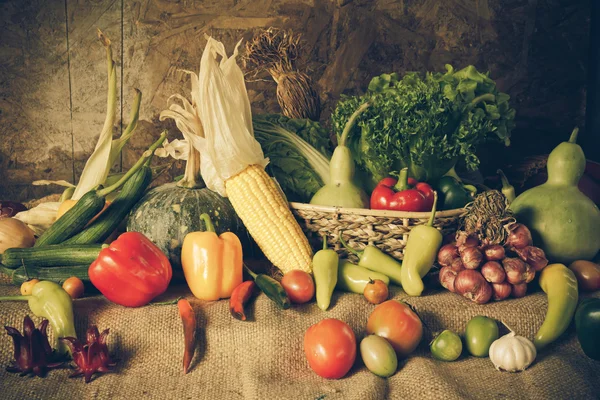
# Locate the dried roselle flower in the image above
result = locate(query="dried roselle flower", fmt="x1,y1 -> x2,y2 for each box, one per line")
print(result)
60,325 -> 116,383
5,316 -> 62,377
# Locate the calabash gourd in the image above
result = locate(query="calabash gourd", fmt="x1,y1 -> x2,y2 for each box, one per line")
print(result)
310,103 -> 370,208
127,182 -> 249,270
510,128 -> 600,263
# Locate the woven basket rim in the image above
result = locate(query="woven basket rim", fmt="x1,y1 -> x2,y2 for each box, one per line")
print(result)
289,202 -> 464,218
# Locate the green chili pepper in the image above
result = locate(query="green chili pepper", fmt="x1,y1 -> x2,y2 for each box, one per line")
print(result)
244,264 -> 290,310
0,280 -> 76,355
534,263 -> 579,350
497,169 -> 516,203
312,237 -> 339,311
400,192 -> 442,296
339,232 -> 402,285
575,298 -> 600,360
336,260 -> 390,294
434,176 -> 475,210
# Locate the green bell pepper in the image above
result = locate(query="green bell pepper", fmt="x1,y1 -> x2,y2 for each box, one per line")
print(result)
434,176 -> 475,210
0,280 -> 76,355
575,298 -> 600,360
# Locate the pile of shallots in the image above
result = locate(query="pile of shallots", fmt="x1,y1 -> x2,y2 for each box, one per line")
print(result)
438,222 -> 549,304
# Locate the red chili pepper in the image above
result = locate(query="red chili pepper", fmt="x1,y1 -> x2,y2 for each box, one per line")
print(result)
229,281 -> 256,321
88,232 -> 172,307
371,168 -> 433,211
177,298 -> 196,374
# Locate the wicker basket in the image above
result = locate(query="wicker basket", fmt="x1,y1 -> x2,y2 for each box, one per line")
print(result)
290,202 -> 464,262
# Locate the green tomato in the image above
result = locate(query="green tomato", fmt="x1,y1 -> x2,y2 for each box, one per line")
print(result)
430,330 -> 462,361
360,335 -> 398,378
464,316 -> 499,357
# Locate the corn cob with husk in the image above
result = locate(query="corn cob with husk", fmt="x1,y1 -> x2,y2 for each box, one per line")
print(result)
160,36 -> 313,274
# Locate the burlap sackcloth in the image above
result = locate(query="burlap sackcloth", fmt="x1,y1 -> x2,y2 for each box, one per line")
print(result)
0,275 -> 599,400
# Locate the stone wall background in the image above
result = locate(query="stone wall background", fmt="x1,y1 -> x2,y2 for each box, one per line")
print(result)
0,0 -> 590,201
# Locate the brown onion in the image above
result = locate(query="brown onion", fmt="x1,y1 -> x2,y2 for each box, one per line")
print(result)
437,244 -> 460,268
455,270 -> 493,304
505,222 -> 533,249
503,257 -> 528,284
439,266 -> 458,292
515,246 -> 548,272
450,258 -> 466,272
511,283 -> 528,298
492,282 -> 512,301
460,247 -> 483,270
483,245 -> 505,261
481,261 -> 506,283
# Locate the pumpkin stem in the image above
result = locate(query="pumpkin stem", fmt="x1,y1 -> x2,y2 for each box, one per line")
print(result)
178,143 -> 205,189
200,213 -> 216,233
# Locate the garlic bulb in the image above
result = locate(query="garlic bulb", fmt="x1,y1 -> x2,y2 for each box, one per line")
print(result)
489,331 -> 536,372
0,217 -> 35,253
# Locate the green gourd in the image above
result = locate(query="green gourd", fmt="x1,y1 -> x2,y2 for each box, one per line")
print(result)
310,103 -> 369,208
510,128 -> 600,263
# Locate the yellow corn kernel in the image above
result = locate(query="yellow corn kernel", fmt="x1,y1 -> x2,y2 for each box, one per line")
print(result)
225,164 -> 313,274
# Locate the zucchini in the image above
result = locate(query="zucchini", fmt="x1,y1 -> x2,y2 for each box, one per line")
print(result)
34,132 -> 167,247
0,264 -> 90,286
64,166 -> 152,245
34,190 -> 106,247
1,244 -> 103,269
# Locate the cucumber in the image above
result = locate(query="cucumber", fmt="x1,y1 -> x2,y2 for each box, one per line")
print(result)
0,264 -> 90,286
64,166 -> 152,245
1,244 -> 103,269
34,190 -> 105,247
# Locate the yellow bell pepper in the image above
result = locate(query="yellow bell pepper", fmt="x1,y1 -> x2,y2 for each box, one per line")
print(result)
181,213 -> 243,301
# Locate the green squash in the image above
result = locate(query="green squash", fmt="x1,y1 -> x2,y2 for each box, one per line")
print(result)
510,128 -> 600,264
127,182 -> 250,269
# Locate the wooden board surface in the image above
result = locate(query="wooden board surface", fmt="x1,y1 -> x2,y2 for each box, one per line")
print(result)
0,0 -> 591,201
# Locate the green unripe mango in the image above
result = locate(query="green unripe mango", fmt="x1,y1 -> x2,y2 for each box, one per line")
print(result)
510,128 -> 600,264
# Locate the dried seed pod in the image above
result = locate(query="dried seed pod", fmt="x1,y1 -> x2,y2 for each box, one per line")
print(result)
244,28 -> 321,121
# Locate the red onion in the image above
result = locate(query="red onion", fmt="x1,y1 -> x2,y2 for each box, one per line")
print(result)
439,266 -> 458,292
437,244 -> 459,268
0,201 -> 27,218
456,232 -> 479,251
483,245 -> 505,261
515,246 -> 548,272
524,263 -> 536,283
505,222 -> 533,249
455,270 -> 493,304
492,282 -> 512,301
511,283 -> 528,298
502,257 -> 528,284
450,258 -> 466,272
481,261 -> 506,283
460,247 -> 483,270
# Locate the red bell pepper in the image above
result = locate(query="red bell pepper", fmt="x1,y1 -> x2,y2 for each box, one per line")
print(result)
371,168 -> 435,212
89,232 -> 172,307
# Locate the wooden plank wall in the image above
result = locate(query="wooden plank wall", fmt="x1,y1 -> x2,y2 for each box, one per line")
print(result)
0,0 -> 591,202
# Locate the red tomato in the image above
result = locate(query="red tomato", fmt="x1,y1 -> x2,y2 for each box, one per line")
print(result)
304,318 -> 357,379
281,270 -> 315,304
366,300 -> 423,357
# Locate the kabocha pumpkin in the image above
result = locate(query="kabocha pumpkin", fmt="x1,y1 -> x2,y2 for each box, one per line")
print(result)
127,182 -> 248,270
